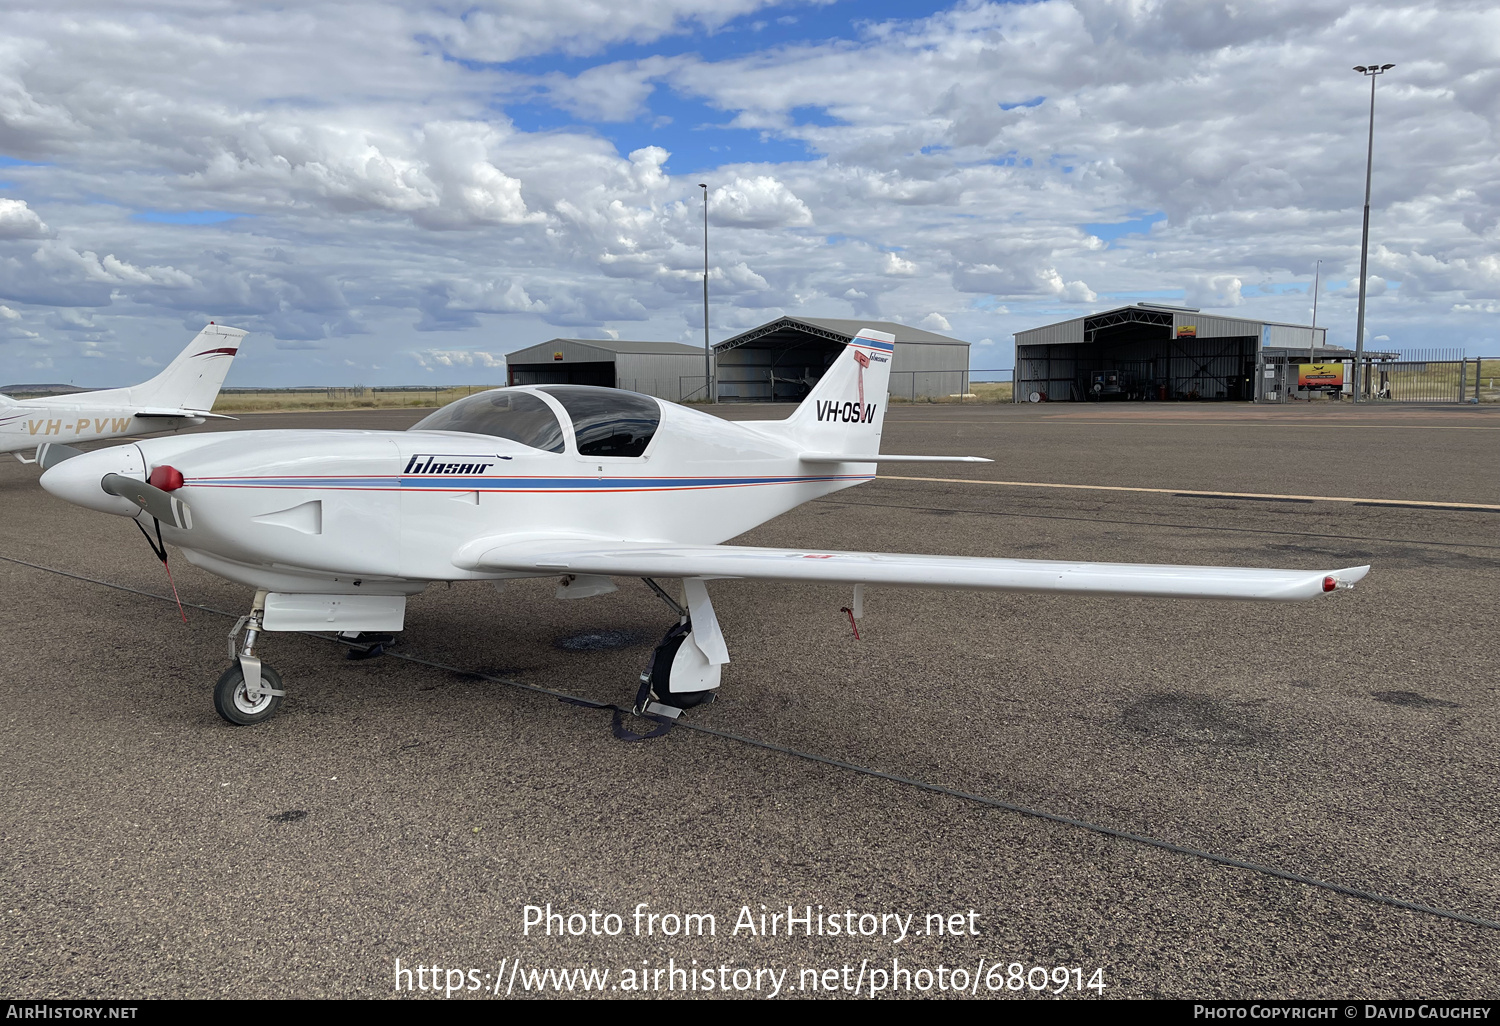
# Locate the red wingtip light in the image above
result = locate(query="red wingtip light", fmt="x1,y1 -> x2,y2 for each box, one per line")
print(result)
1322,575 -> 1337,593
148,465 -> 185,492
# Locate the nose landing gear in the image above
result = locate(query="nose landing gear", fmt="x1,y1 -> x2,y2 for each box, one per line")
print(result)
215,590 -> 286,725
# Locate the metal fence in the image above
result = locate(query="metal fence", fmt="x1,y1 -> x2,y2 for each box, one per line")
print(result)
1258,354 -> 1497,403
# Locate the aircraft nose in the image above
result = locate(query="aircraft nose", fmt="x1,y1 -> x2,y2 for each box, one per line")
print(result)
40,443 -> 147,518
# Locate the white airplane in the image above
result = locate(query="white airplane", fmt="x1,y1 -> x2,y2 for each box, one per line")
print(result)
2,323 -> 244,458
37,327 -> 1369,727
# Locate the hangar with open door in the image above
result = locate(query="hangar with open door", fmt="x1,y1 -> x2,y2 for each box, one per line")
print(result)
713,317 -> 970,402
505,338 -> 708,402
1014,304 -> 1326,402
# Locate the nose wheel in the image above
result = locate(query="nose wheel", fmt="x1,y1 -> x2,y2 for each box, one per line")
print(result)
216,590 -> 287,726
214,662 -> 285,725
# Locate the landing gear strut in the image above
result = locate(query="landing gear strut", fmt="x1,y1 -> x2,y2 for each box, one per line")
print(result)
215,589 -> 286,725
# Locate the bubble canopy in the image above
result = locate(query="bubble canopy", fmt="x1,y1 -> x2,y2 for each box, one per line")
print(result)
410,386 -> 661,457
409,390 -> 565,453
537,385 -> 661,458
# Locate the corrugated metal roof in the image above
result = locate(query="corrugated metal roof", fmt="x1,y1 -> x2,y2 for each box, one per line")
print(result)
715,316 -> 966,353
507,338 -> 704,361
1015,304 -> 1329,342
794,317 -> 966,346
1014,317 -> 1086,346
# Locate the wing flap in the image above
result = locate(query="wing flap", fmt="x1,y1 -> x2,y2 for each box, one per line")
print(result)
462,541 -> 1369,602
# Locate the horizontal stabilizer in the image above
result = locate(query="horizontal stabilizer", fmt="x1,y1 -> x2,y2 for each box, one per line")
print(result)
132,408 -> 237,420
800,453 -> 992,464
459,540 -> 1369,602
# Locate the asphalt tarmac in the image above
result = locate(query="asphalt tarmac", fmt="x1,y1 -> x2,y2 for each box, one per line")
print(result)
2,401 -> 1497,1000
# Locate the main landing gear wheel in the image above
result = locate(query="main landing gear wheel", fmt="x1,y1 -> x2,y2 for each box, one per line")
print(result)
647,623 -> 718,712
214,662 -> 285,725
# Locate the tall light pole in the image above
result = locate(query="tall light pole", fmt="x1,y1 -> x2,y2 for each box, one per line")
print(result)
1310,258 -> 1321,366
1352,63 -> 1394,402
699,182 -> 712,403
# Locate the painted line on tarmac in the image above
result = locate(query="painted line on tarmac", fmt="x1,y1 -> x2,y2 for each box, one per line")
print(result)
889,419 -> 1500,430
3,552 -> 1499,935
878,475 -> 1500,512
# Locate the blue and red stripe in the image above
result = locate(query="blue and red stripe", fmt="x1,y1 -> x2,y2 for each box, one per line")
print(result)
185,472 -> 872,493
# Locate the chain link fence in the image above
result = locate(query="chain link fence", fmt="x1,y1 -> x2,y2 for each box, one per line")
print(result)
1257,354 -> 1497,403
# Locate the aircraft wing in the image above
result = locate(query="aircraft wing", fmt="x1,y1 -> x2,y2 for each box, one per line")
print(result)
799,453 -> 992,463
460,541 -> 1369,601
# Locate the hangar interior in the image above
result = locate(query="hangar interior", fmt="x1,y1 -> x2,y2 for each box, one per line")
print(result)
1015,305 -> 1325,402
714,316 -> 969,402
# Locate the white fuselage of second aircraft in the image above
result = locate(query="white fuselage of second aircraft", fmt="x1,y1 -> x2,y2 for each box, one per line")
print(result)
1,405 -> 166,450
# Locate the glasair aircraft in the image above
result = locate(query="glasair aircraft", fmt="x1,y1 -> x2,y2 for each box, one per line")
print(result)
2,323 -> 244,459
36,328 -> 1369,727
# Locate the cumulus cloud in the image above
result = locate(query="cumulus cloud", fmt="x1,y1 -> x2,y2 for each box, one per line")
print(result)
0,0 -> 1495,383
883,252 -> 917,276
0,198 -> 49,239
708,177 -> 813,228
409,349 -> 507,370
29,242 -> 195,288
1185,274 -> 1245,307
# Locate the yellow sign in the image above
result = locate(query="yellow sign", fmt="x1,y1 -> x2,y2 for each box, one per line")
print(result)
1298,363 -> 1344,388
553,351 -> 564,361
1177,325 -> 1196,338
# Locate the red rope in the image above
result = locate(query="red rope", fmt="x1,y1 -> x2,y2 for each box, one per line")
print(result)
163,559 -> 187,624
840,607 -> 860,641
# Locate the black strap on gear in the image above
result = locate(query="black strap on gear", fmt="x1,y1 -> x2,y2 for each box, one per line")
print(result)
609,707 -> 675,742
550,618 -> 695,743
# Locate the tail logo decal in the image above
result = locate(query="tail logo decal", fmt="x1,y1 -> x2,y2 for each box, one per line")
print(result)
853,349 -> 869,410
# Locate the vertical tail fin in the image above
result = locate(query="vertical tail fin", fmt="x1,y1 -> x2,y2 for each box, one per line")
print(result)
124,324 -> 247,412
770,328 -> 895,454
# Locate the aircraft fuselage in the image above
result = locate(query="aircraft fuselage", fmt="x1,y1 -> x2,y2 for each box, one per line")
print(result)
38,397 -> 874,593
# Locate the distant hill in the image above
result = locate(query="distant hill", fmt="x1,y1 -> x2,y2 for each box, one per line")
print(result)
0,384 -> 92,396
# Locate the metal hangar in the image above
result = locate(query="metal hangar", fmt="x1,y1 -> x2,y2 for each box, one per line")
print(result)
505,338 -> 709,402
1013,304 -> 1326,402
713,316 -> 971,402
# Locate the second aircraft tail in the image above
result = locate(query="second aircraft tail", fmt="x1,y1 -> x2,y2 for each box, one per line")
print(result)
121,323 -> 246,413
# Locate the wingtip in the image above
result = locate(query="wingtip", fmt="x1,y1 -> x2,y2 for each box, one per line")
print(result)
1322,565 -> 1371,592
